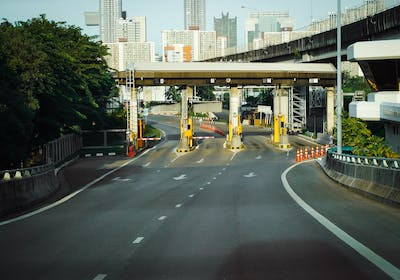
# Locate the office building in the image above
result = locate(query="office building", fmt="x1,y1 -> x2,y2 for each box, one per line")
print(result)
100,0 -> 122,43
214,12 -> 237,53
184,0 -> 206,30
116,16 -> 146,42
104,41 -> 155,71
245,11 -> 293,50
162,29 -> 216,62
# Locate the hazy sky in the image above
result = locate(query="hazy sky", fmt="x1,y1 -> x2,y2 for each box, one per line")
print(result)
1,0 -> 397,53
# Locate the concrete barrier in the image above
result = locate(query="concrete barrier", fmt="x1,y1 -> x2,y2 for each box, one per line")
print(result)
318,154 -> 400,205
0,168 -> 59,217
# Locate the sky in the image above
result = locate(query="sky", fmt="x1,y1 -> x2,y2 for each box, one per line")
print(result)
0,0 -> 397,53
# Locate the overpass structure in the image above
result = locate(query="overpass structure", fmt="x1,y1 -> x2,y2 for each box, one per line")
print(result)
206,5 -> 400,64
116,62 -> 336,151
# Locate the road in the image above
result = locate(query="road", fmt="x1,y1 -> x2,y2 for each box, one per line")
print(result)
0,116 -> 399,280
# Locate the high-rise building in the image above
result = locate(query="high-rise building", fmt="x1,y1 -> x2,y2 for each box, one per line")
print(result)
214,13 -> 237,51
245,11 -> 293,50
116,16 -> 146,42
100,0 -> 122,43
162,29 -> 216,62
184,0 -> 206,30
104,41 -> 155,71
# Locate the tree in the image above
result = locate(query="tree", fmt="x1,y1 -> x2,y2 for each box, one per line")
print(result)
165,86 -> 181,103
337,115 -> 398,158
196,86 -> 215,101
0,16 -> 118,168
342,71 -> 372,94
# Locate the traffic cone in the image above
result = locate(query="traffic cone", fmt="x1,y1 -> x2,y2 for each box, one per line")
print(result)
304,148 -> 308,159
320,146 -> 325,156
316,146 -> 320,157
311,147 -> 315,158
296,149 -> 301,162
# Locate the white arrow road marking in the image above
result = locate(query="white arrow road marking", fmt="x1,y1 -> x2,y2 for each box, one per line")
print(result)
197,158 -> 204,163
255,155 -> 262,160
93,274 -> 107,280
244,172 -> 256,178
173,174 -> 187,180
143,162 -> 151,167
132,237 -> 144,244
112,177 -> 131,182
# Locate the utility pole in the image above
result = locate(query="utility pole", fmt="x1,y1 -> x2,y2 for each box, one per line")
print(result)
337,0 -> 343,154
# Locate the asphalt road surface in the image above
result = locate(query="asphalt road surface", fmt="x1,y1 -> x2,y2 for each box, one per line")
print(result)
0,116 -> 399,280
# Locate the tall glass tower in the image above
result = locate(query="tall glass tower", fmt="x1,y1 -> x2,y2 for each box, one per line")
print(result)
184,0 -> 206,30
214,12 -> 237,49
100,0 -> 122,43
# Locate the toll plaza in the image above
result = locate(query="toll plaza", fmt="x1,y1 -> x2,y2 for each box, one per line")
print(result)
116,62 -> 336,152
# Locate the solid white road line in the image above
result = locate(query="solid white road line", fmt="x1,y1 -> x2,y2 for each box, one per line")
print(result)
132,237 -> 144,244
158,216 -> 167,221
281,162 -> 400,280
0,141 -> 160,226
93,274 -> 107,280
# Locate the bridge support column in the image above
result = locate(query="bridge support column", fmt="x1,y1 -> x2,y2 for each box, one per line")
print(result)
225,86 -> 243,149
326,87 -> 335,135
273,88 -> 290,149
177,86 -> 193,152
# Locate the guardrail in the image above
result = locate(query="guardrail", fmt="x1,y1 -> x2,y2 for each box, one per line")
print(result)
0,163 -> 54,181
329,152 -> 400,169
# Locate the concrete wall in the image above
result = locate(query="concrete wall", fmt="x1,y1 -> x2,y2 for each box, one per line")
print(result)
0,169 -> 59,217
319,154 -> 400,205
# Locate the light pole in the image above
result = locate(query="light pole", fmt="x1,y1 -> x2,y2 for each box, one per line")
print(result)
336,0 -> 343,154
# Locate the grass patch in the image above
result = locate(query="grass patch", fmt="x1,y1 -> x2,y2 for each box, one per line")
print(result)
144,125 -> 162,138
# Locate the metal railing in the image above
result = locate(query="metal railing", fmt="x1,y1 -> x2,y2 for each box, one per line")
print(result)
1,134 -> 82,181
329,152 -> 400,169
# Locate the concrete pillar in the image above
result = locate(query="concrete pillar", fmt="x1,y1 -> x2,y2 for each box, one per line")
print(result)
272,88 -> 290,148
326,87 -> 335,134
177,86 -> 192,152
226,86 -> 243,149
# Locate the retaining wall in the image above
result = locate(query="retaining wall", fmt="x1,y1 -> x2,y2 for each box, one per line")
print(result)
319,154 -> 400,205
0,168 -> 59,217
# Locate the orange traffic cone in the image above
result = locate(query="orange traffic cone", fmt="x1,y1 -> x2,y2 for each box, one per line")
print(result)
316,146 -> 320,157
304,148 -> 309,159
296,149 -> 301,162
311,147 -> 315,158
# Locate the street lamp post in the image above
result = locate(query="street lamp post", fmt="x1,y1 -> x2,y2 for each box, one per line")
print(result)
336,0 -> 343,154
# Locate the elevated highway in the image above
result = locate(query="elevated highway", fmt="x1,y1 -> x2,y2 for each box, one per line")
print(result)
206,5 -> 400,64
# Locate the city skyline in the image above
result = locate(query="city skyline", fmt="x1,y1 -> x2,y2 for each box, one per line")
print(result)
1,0 -> 397,53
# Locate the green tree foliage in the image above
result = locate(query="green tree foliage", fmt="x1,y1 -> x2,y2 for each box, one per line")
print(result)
342,71 -> 372,94
196,86 -> 215,101
0,16 -> 118,168
339,115 -> 398,158
165,86 -> 181,103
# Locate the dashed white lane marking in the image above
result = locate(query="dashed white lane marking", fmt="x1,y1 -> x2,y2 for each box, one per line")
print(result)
243,172 -> 256,178
207,182 -> 211,185
199,187 -> 204,191
188,194 -> 195,198
175,204 -> 182,208
157,170 -> 161,173
218,172 -> 222,175
213,177 -> 217,180
132,237 -> 144,244
143,162 -> 151,167
197,158 -> 204,163
93,274 -> 107,280
281,162 -> 400,280
173,174 -> 187,180
222,168 -> 226,171
158,216 -> 167,221
112,177 -> 131,182
255,155 -> 262,160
